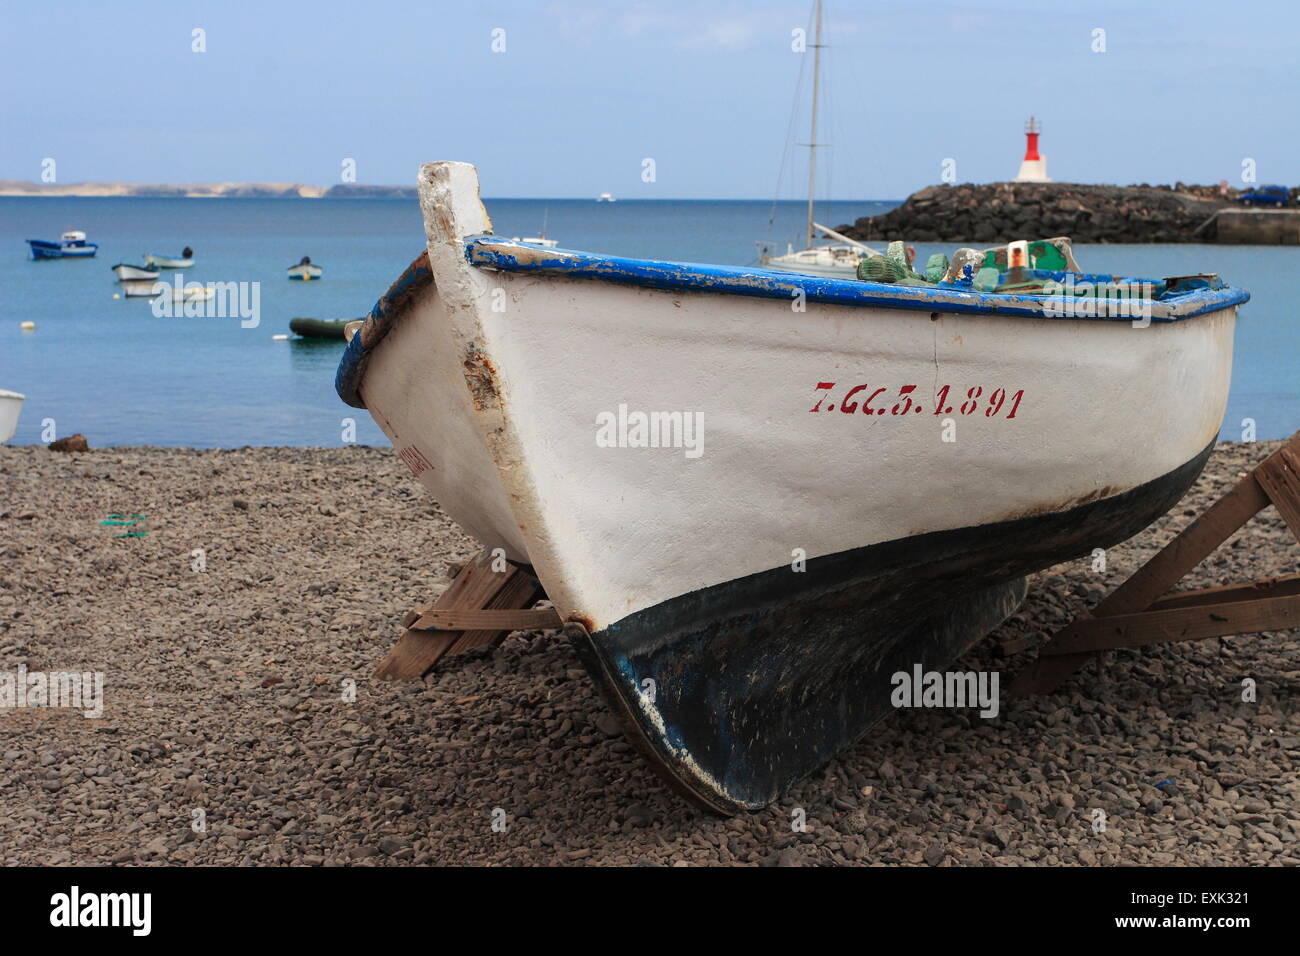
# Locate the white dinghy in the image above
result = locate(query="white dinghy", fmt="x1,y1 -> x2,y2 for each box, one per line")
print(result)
0,389 -> 25,444
112,263 -> 161,282
120,280 -> 162,298
337,161 -> 1247,813
145,249 -> 195,269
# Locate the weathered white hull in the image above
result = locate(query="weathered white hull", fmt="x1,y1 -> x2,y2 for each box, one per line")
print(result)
379,286 -> 1234,637
0,390 -> 24,444
339,162 -> 1245,811
362,191 -> 1235,637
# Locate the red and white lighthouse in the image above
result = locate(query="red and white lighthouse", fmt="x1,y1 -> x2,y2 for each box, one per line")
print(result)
1014,116 -> 1050,183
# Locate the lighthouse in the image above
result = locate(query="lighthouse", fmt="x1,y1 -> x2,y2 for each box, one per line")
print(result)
1014,116 -> 1050,183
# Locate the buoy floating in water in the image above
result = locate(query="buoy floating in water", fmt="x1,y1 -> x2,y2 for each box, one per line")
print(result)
20,321 -> 36,331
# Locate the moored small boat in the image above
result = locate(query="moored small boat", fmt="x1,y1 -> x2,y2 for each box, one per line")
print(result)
120,280 -> 163,298
162,284 -> 215,302
0,389 -> 25,444
290,317 -> 352,339
145,248 -> 195,269
27,230 -> 98,259
287,256 -> 323,280
112,263 -> 160,281
337,162 -> 1248,813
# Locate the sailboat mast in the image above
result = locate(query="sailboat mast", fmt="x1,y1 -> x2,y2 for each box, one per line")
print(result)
805,0 -> 823,251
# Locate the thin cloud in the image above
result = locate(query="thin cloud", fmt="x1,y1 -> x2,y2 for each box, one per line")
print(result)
549,1 -> 836,51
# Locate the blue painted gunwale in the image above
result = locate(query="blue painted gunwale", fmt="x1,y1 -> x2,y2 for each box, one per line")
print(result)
336,238 -> 1250,410
336,251 -> 433,408
465,237 -> 1250,322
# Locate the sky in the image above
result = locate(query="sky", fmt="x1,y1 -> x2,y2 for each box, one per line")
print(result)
2,0 -> 1298,199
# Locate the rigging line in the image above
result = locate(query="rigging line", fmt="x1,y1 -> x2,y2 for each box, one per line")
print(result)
822,14 -> 850,231
803,0 -> 825,250
767,0 -> 816,234
832,10 -> 880,205
816,2 -> 851,237
821,18 -> 834,235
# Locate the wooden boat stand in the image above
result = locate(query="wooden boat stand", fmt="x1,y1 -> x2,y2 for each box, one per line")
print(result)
374,549 -> 561,681
1009,433 -> 1300,696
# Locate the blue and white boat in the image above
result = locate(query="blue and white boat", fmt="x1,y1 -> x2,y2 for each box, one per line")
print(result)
27,230 -> 98,259
287,256 -> 323,280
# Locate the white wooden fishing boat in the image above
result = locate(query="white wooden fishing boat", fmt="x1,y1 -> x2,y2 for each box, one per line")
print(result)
0,389 -> 24,444
596,192 -> 615,203
145,249 -> 194,269
337,161 -> 1247,814
287,256 -> 323,280
112,263 -> 160,281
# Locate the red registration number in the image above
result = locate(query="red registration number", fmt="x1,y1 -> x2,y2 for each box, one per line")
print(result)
808,383 -> 1024,418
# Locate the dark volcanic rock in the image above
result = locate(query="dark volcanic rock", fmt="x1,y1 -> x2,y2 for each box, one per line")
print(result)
839,182 -> 1234,245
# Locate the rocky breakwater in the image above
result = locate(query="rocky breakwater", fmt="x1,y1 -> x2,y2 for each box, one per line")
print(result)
839,182 -> 1234,244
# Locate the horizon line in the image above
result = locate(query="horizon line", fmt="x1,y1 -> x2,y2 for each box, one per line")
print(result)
0,193 -> 904,203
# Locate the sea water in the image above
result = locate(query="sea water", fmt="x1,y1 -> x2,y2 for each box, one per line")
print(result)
1,196 -> 1294,446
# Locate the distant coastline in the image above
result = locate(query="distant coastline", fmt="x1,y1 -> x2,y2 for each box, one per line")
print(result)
0,180 -> 417,199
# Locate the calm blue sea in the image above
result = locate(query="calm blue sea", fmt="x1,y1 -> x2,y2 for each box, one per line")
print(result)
1,197 -> 1295,446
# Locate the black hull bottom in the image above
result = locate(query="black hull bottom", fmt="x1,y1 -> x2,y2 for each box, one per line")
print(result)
568,441 -> 1216,814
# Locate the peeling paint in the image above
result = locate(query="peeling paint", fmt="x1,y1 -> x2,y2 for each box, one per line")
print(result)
461,344 -> 499,411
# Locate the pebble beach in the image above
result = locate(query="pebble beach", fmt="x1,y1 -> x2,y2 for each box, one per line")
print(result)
1,440 -> 1296,867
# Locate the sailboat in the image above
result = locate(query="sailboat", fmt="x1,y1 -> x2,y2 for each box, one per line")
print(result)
759,0 -> 880,278
510,207 -> 559,248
